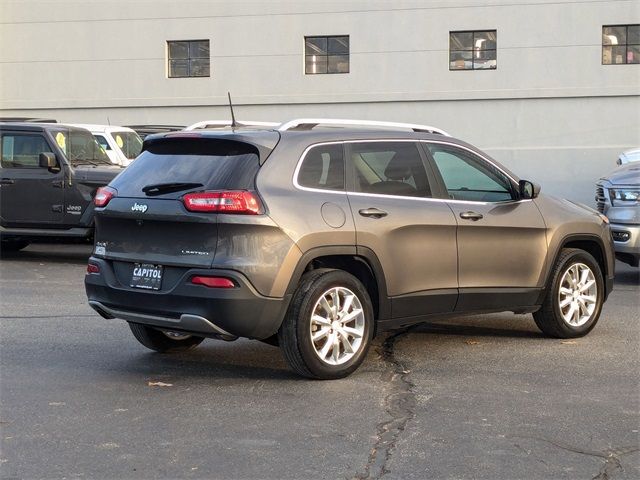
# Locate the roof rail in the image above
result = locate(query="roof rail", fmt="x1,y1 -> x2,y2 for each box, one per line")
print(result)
184,120 -> 280,131
277,118 -> 449,136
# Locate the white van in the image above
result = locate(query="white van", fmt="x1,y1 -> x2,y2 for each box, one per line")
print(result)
67,124 -> 143,166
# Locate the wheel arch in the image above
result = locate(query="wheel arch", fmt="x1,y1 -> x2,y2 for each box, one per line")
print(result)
284,246 -> 390,324
543,234 -> 611,299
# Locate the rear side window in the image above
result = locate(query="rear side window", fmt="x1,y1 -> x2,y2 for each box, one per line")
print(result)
350,142 -> 432,197
110,138 -> 260,198
94,135 -> 111,150
297,144 -> 344,190
427,143 -> 513,202
112,131 -> 143,159
1,133 -> 53,168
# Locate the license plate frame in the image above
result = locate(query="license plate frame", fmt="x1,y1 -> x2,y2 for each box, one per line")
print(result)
130,263 -> 163,290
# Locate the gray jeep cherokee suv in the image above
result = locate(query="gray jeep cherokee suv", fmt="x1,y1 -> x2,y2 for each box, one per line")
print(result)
85,119 -> 614,379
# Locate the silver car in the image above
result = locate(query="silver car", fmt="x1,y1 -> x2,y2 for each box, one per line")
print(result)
596,162 -> 640,267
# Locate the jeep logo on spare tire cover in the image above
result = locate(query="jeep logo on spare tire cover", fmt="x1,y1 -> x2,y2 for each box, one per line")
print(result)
131,203 -> 148,213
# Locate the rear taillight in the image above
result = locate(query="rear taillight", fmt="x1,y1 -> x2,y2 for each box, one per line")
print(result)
94,186 -> 117,207
191,276 -> 235,288
182,191 -> 262,214
87,263 -> 100,274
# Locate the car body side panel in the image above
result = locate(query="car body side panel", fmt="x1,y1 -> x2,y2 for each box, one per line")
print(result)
255,136 -> 356,298
533,194 -> 615,284
448,199 -> 548,289
212,215 -> 301,297
347,194 -> 458,296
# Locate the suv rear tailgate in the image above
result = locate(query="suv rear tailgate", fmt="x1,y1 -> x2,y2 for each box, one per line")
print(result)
95,196 -> 218,268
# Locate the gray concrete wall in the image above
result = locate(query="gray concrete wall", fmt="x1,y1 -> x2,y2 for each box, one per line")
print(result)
1,0 -> 639,205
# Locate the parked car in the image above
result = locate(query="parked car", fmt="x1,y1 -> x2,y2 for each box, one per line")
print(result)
0,123 -> 122,251
85,118 -> 614,379
67,124 -> 142,166
617,147 -> 640,166
596,162 -> 640,267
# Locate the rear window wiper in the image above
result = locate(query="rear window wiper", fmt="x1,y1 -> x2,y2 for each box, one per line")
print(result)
142,182 -> 204,196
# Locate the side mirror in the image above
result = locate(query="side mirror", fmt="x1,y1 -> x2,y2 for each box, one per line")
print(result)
519,179 -> 540,199
39,152 -> 58,171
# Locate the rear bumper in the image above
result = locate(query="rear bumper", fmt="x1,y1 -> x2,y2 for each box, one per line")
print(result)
85,257 -> 290,339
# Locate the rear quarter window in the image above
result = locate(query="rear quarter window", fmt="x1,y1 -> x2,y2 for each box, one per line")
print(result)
297,143 -> 344,190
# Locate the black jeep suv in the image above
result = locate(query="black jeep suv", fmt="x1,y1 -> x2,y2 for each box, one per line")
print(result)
0,123 -> 121,251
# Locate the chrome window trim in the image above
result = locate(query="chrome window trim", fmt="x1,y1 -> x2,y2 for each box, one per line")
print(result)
292,139 -> 526,205
293,141 -> 348,195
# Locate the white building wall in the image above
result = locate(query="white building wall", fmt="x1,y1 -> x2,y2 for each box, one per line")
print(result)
1,0 -> 639,204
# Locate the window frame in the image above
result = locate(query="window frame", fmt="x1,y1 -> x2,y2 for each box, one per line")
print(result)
166,39 -> 211,78
304,35 -> 350,75
602,24 -> 640,65
346,141 -> 436,199
449,29 -> 498,71
296,143 -> 346,191
421,141 -> 519,203
0,132 -> 56,170
292,140 -> 521,205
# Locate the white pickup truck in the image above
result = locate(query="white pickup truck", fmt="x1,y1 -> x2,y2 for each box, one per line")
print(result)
67,124 -> 142,166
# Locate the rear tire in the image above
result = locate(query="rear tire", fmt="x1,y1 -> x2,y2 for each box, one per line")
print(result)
533,248 -> 604,338
278,269 -> 374,379
128,323 -> 204,352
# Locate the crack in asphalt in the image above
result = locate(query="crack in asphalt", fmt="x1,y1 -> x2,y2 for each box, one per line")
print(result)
354,328 -> 417,480
510,435 -> 639,480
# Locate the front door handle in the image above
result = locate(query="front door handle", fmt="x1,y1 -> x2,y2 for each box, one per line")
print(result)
459,211 -> 483,221
359,208 -> 388,219
0,178 -> 15,185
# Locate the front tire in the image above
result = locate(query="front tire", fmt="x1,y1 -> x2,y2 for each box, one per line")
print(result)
533,248 -> 604,338
278,269 -> 374,379
128,323 -> 204,352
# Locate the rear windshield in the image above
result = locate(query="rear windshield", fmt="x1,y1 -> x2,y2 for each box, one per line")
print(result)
110,139 -> 260,198
111,131 -> 143,159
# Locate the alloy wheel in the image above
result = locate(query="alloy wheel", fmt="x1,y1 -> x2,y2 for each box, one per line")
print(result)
557,262 -> 598,327
309,287 -> 366,366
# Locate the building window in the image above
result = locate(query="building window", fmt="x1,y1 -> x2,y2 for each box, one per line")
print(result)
449,30 -> 497,70
167,40 -> 210,78
602,25 -> 639,65
305,36 -> 349,74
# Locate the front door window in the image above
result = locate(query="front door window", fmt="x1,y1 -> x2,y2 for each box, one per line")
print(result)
427,143 -> 513,202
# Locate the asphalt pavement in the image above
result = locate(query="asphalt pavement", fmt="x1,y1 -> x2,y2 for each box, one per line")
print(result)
0,244 -> 638,480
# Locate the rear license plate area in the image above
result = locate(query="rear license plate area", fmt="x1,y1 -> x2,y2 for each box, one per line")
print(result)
130,263 -> 163,290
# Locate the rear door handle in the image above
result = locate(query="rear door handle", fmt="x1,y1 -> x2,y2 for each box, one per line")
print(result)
359,208 -> 388,218
0,178 -> 15,185
459,211 -> 483,221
